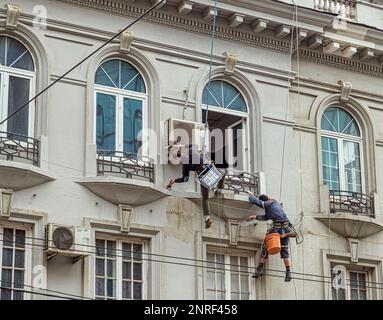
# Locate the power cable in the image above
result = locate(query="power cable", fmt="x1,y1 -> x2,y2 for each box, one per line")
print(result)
0,0 -> 166,128
1,234 -> 383,291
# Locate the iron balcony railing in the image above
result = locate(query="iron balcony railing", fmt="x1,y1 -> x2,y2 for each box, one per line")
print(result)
97,151 -> 154,183
0,131 -> 40,166
222,169 -> 259,195
329,190 -> 374,217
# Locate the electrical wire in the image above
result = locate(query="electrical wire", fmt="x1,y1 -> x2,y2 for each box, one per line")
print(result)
0,279 -> 93,300
1,234 -> 383,291
0,286 -> 78,300
0,0 -> 166,128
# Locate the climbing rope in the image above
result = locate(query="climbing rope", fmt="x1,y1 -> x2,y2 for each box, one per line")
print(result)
199,0 -> 219,300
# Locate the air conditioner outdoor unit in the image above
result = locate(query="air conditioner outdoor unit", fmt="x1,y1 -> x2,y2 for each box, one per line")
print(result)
164,118 -> 207,152
44,223 -> 91,262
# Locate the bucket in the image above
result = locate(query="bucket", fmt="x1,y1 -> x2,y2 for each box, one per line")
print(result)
264,233 -> 281,255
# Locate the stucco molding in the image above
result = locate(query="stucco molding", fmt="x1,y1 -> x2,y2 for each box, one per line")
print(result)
59,0 -> 294,53
54,0 -> 383,76
299,48 -> 383,78
292,77 -> 383,105
3,2 -> 382,77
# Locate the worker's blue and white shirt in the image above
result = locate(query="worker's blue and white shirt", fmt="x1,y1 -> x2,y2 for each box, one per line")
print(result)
249,195 -> 288,222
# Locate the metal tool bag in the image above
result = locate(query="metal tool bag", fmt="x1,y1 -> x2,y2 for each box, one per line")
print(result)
197,163 -> 223,190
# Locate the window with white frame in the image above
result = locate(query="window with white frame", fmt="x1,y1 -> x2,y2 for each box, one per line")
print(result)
206,250 -> 253,300
0,226 -> 27,300
321,107 -> 363,193
331,265 -> 371,300
0,36 -> 35,138
202,80 -> 249,171
94,59 -> 147,156
95,238 -> 146,300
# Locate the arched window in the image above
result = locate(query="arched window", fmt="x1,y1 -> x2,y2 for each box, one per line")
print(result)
0,36 -> 35,137
321,107 -> 362,192
202,80 -> 248,171
202,80 -> 247,113
94,59 -> 147,155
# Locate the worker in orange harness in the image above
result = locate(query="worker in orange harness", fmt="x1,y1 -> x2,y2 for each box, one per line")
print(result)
166,144 -> 225,229
246,192 -> 294,282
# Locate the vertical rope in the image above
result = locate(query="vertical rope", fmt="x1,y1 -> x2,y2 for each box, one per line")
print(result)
292,1 -> 303,300
279,1 -> 296,203
204,1 -> 218,126
294,2 -> 306,300
200,0 -> 218,301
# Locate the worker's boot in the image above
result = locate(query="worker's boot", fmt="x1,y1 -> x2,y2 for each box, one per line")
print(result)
205,218 -> 212,229
252,265 -> 264,278
285,270 -> 292,282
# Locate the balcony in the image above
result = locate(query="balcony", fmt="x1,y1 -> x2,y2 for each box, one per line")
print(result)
97,151 -> 154,182
314,0 -> 357,21
329,190 -> 374,217
187,170 -> 265,220
222,170 -> 259,195
0,132 -> 53,190
77,151 -> 170,206
315,185 -> 383,239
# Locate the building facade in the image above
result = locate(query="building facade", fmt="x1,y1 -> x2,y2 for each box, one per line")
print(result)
0,0 -> 383,300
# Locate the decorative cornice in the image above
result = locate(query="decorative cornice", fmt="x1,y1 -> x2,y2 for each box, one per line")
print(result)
291,77 -> 383,104
57,0 -> 383,77
59,0 -> 292,53
300,48 -> 383,78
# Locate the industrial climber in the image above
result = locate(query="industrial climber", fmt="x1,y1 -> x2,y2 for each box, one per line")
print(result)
246,192 -> 295,282
166,144 -> 225,229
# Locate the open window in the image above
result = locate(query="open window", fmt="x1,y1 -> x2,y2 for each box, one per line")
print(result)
202,80 -> 249,172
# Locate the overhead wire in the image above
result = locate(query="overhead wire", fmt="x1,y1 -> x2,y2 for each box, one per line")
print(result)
0,0 -> 166,128
0,286 -> 79,300
1,235 -> 382,294
0,279 -> 93,300
1,234 -> 383,289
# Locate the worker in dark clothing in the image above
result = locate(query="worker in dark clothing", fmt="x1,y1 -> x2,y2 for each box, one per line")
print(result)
166,144 -> 225,229
246,192 -> 293,282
